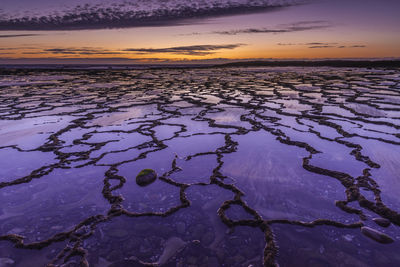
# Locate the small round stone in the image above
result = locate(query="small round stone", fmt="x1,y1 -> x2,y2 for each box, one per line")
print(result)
373,217 -> 391,228
136,169 -> 157,186
361,226 -> 394,244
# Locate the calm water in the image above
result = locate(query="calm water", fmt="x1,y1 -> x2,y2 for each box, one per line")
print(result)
0,67 -> 400,266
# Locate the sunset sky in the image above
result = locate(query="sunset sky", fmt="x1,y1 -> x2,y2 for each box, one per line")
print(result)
1,0 -> 399,64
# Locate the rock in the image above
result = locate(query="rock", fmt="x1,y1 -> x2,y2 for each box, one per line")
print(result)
361,226 -> 394,244
136,169 -> 157,186
0,258 -> 14,267
373,218 -> 391,228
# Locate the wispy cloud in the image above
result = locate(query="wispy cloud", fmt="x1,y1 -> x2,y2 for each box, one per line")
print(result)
308,45 -> 336,49
277,42 -> 367,49
0,0 -> 307,31
0,34 -> 42,38
305,42 -> 338,46
43,48 -> 123,55
277,43 -> 297,46
8,44 -> 245,57
20,48 -> 124,56
278,42 -> 337,46
183,20 -> 333,36
124,44 -> 246,56
309,44 -> 367,49
0,57 -> 173,64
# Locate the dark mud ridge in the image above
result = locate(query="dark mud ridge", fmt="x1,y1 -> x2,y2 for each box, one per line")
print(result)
0,66 -> 400,266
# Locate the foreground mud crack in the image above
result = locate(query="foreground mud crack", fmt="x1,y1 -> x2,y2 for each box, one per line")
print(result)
0,67 -> 400,266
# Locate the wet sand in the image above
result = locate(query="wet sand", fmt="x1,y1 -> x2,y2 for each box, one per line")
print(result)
0,66 -> 400,266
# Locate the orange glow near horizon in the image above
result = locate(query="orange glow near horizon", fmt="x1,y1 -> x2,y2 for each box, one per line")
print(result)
3,43 -> 399,62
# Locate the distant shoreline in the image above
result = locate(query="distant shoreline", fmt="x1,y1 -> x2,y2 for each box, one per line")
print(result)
0,60 -> 400,71
217,60 -> 400,68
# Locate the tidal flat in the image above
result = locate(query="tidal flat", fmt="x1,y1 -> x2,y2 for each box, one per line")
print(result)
0,66 -> 400,266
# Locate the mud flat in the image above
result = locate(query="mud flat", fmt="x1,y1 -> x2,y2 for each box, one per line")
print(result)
0,66 -> 400,266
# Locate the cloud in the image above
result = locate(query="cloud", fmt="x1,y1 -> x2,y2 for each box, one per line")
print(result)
124,44 -> 245,56
18,47 -> 127,56
277,42 -> 367,49
7,44 -> 245,57
278,42 -> 337,46
0,34 -> 42,38
0,57 -> 173,64
0,0 -> 307,31
180,20 -> 333,36
337,45 -> 367,48
214,29 -> 289,35
305,42 -> 338,45
277,43 -> 297,46
308,44 -> 367,49
279,20 -> 333,31
308,45 -> 336,48
43,48 -> 123,55
209,20 -> 333,35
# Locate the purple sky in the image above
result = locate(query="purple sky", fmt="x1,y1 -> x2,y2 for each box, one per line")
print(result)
0,0 -> 399,63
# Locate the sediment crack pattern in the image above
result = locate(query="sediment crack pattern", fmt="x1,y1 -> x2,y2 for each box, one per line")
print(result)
0,67 -> 399,266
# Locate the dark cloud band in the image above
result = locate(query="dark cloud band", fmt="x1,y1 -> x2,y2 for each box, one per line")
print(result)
124,44 -> 246,56
10,44 -> 245,57
0,0 -> 307,31
0,34 -> 41,38
212,20 -> 332,35
277,42 -> 367,49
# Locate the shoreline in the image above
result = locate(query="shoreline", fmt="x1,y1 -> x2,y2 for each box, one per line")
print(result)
1,60 -> 400,71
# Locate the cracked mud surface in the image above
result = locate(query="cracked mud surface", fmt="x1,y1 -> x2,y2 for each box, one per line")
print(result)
0,66 -> 400,266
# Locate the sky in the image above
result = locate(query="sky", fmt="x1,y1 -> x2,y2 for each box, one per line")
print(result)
0,0 -> 399,64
